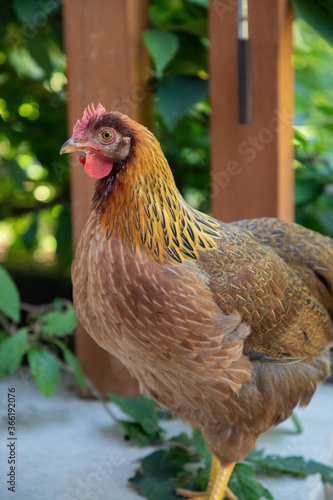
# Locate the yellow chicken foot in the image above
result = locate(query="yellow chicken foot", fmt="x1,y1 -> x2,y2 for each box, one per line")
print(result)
176,458 -> 236,500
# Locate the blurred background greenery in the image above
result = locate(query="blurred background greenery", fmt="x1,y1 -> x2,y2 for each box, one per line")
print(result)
0,0 -> 333,302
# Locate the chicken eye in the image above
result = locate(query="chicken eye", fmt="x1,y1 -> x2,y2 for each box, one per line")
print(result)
101,130 -> 114,142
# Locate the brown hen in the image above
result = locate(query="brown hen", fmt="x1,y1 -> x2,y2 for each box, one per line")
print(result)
61,104 -> 333,500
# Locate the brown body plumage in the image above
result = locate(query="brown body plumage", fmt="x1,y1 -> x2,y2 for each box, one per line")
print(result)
61,105 -> 333,493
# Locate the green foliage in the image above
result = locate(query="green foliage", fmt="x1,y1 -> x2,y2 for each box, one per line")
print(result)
110,394 -> 171,446
130,447 -> 200,500
1,0 -> 333,273
0,265 -> 86,395
110,394 -> 171,424
188,0 -> 208,8
28,345 -> 60,396
118,420 -> 165,447
62,346 -> 87,391
13,0 -> 62,23
0,0 -> 70,269
0,327 -> 28,376
191,427 -> 210,464
245,449 -> 333,485
293,20 -> 333,235
291,0 -> 333,46
156,75 -> 208,130
143,2 -> 333,226
110,395 -> 333,500
143,29 -> 180,75
0,265 -> 20,321
40,305 -> 77,336
134,0 -> 211,212
230,464 -> 273,500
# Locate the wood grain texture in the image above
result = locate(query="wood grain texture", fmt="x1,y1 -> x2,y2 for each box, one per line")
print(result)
62,0 -> 150,396
209,0 -> 294,222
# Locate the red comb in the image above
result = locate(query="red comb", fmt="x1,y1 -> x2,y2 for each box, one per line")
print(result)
73,103 -> 106,138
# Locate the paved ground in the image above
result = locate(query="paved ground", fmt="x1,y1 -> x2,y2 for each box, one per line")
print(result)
0,369 -> 332,500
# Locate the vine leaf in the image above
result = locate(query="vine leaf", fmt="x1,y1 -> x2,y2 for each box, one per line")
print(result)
143,29 -> 179,75
0,328 -> 28,376
292,0 -> 333,46
0,266 -> 20,322
28,346 -> 60,396
40,305 -> 77,337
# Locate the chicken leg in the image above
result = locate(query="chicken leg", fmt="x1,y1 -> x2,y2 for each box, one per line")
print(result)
176,457 -> 236,500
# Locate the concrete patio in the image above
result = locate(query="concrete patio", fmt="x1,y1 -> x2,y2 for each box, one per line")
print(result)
0,368 -> 332,500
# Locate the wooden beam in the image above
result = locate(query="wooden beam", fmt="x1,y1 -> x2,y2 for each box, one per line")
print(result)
63,0 -> 151,396
209,0 -> 294,222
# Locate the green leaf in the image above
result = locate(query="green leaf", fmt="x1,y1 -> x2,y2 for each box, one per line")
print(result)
118,420 -> 165,447
307,460 -> 333,485
187,0 -> 208,8
165,32 -> 208,76
192,428 -> 211,464
21,214 -> 37,249
130,447 -> 199,500
53,298 -> 64,312
40,306 -> 77,337
169,432 -> 192,447
314,195 -> 333,236
291,0 -> 333,46
110,394 -> 171,427
190,466 -> 210,492
0,329 -> 28,377
156,75 -> 208,129
295,178 -> 321,204
13,0 -> 61,23
0,266 -> 20,322
28,346 -> 60,396
55,209 -> 73,268
168,18 -> 208,37
27,33 -> 53,78
229,463 -> 273,500
62,346 -> 87,392
0,331 -> 7,342
5,159 -> 27,188
143,29 -> 179,75
110,395 -> 172,446
245,451 -> 333,484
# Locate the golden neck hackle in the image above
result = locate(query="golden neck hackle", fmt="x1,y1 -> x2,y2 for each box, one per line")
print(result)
96,126 -> 220,264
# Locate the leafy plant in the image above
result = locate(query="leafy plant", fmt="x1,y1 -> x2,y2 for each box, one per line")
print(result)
110,394 -> 171,446
110,394 -> 333,500
1,0 -> 333,275
130,447 -> 201,500
143,29 -> 180,76
293,19 -> 333,236
0,265 -> 21,321
291,0 -> 333,46
141,1 -> 333,225
0,0 -> 70,268
245,449 -> 333,484
0,264 -> 86,396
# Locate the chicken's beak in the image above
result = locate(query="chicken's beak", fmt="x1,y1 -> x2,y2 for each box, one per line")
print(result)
60,137 -> 86,155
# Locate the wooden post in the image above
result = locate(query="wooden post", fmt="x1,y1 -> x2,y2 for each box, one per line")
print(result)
209,0 -> 294,222
63,0 -> 151,396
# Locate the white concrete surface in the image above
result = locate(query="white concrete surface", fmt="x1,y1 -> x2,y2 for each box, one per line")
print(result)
0,368 -> 332,500
258,383 -> 333,500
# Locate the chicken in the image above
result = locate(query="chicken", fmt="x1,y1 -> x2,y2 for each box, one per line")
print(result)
61,104 -> 333,500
